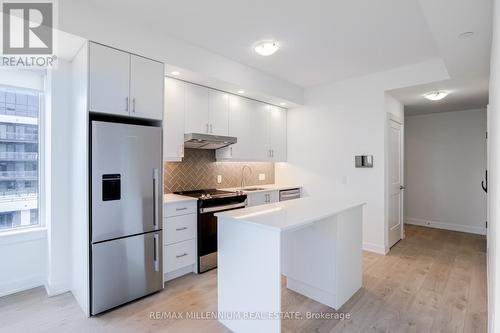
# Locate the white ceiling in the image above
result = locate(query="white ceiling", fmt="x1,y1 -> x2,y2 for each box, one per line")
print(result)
67,0 -> 493,113
78,0 -> 439,88
389,0 -> 493,115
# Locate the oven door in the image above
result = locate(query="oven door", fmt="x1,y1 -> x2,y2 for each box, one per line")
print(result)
198,200 -> 246,273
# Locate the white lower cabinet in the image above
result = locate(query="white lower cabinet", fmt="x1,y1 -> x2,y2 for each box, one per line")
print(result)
247,190 -> 279,207
164,239 -> 196,275
163,201 -> 197,282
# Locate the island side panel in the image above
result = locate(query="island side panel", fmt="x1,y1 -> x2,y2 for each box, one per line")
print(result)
283,215 -> 338,308
335,206 -> 363,308
218,218 -> 281,333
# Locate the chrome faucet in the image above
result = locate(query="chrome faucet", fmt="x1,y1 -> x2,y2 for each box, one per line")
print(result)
240,165 -> 253,189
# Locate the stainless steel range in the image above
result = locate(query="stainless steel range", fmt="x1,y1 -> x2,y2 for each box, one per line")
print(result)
175,189 -> 247,273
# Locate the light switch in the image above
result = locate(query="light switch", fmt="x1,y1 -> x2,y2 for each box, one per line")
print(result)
217,175 -> 222,184
259,173 -> 266,181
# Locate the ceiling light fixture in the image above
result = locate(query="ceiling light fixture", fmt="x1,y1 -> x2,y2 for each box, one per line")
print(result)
424,91 -> 449,101
171,71 -> 180,76
458,31 -> 475,39
279,102 -> 286,106
237,90 -> 245,94
254,40 -> 280,56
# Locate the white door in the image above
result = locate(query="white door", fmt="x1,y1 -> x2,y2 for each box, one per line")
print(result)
89,42 -> 130,116
130,55 -> 164,120
185,83 -> 209,134
163,77 -> 185,161
388,119 -> 404,248
208,89 -> 229,135
267,106 -> 287,161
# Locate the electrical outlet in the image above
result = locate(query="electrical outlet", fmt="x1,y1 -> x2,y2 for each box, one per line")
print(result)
259,173 -> 266,181
217,175 -> 222,184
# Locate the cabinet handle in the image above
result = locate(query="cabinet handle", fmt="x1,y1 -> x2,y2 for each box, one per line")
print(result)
176,253 -> 188,258
175,227 -> 188,231
153,234 -> 159,272
176,207 -> 187,211
230,147 -> 233,157
210,124 -> 213,133
206,123 -> 209,133
271,150 -> 274,158
132,98 -> 136,113
125,97 -> 129,112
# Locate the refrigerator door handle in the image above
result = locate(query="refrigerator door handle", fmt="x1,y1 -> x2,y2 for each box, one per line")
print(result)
153,233 -> 159,272
153,168 -> 159,229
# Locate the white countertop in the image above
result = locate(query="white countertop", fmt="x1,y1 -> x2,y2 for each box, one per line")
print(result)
164,184 -> 301,204
221,184 -> 301,194
215,196 -> 365,232
163,193 -> 197,204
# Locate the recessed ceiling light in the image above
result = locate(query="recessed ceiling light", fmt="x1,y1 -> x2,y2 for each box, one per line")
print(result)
279,102 -> 286,106
458,31 -> 475,39
254,40 -> 280,56
424,91 -> 449,101
237,90 -> 245,94
171,71 -> 180,76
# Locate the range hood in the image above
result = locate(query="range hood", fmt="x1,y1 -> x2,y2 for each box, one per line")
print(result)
184,133 -> 237,149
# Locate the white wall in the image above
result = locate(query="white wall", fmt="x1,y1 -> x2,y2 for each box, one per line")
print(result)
45,60 -> 72,296
276,59 -> 449,254
488,1 -> 500,332
405,109 -> 487,235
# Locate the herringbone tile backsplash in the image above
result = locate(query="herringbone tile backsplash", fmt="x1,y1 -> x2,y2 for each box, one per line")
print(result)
164,149 -> 275,193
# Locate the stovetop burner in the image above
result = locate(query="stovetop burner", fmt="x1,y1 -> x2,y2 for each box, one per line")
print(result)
174,189 -> 243,199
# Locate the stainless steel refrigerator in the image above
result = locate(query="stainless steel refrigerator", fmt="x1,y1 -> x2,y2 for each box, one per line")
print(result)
90,120 -> 163,315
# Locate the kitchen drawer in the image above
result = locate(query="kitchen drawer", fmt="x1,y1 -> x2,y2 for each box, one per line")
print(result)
164,239 -> 195,273
164,200 -> 197,217
163,214 -> 196,245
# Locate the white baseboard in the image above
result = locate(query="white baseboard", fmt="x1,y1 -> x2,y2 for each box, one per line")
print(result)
163,264 -> 196,283
0,275 -> 44,298
363,242 -> 389,255
406,217 -> 487,235
44,281 -> 70,297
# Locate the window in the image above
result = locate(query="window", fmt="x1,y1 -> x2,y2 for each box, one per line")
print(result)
0,86 -> 40,231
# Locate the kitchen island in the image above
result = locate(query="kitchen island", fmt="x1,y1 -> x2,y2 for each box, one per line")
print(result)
215,197 -> 365,333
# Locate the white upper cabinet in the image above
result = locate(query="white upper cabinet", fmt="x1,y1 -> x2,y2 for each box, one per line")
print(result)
164,77 -> 185,161
89,42 -> 164,120
208,90 -> 229,136
185,83 -> 209,134
216,97 -> 287,162
216,95 -> 254,160
267,106 -> 287,161
89,42 -> 130,116
130,55 -> 164,120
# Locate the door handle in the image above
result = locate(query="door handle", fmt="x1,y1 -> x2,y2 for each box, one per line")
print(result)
132,98 -> 136,113
176,227 -> 188,231
153,234 -> 159,272
153,169 -> 159,228
125,97 -> 129,112
482,170 -> 488,193
400,185 -> 406,190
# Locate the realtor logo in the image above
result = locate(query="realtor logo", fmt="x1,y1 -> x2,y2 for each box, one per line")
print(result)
2,1 -> 53,54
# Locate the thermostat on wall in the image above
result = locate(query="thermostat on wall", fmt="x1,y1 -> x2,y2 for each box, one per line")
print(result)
355,155 -> 373,168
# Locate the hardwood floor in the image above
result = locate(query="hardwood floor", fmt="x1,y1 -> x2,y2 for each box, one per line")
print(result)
0,225 -> 487,333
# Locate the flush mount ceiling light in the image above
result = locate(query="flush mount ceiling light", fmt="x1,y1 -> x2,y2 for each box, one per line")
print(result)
424,91 -> 449,101
279,102 -> 286,106
237,90 -> 245,94
171,71 -> 180,76
458,31 -> 475,39
254,40 -> 280,56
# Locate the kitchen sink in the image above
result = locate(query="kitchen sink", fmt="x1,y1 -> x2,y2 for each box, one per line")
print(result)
242,187 -> 267,191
